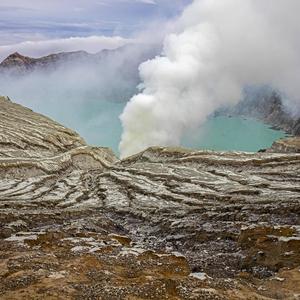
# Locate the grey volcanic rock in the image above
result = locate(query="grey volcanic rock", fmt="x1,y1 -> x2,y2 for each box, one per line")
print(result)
221,90 -> 300,136
0,96 -> 300,299
269,136 -> 300,153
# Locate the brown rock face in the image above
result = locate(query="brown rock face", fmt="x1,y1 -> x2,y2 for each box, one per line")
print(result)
239,226 -> 300,274
0,52 -> 34,69
0,51 -> 91,75
0,96 -> 300,299
268,137 -> 300,153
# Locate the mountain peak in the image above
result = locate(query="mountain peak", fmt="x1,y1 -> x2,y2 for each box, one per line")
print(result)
0,52 -> 34,68
0,50 -> 91,72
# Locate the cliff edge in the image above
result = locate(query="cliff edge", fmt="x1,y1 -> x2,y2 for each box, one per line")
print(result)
0,96 -> 117,178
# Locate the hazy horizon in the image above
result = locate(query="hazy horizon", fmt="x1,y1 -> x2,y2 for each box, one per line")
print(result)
0,0 -> 191,61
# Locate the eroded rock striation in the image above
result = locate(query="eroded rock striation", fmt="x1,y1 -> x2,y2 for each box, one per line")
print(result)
269,137 -> 300,153
0,96 -> 300,299
0,96 -> 117,178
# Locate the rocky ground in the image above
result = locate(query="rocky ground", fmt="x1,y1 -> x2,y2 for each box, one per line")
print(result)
268,137 -> 300,153
0,96 -> 300,299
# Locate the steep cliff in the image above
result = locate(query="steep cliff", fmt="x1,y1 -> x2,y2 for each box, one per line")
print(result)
0,96 -> 299,299
224,91 -> 300,136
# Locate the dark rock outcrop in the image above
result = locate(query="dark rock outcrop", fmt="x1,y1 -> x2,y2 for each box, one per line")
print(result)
221,90 -> 300,137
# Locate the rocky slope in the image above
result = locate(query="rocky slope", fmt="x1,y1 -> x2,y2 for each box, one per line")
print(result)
221,91 -> 300,136
0,96 -> 117,178
0,52 -> 92,75
0,96 -> 300,299
269,137 -> 300,153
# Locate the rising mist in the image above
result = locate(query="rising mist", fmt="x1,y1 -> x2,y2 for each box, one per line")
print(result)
0,43 -> 159,152
119,0 -> 300,158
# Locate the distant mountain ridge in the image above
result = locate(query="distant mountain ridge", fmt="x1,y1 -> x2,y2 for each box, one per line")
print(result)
0,44 -> 159,75
0,51 -> 93,74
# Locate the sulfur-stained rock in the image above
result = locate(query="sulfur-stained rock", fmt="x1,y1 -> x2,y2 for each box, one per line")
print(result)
268,137 -> 300,153
239,225 -> 300,274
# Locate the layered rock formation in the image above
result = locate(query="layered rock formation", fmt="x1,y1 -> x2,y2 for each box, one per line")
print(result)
269,137 -> 300,153
0,96 -> 300,299
0,96 -> 117,179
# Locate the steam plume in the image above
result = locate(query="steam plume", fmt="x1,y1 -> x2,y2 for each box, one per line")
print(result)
119,0 -> 300,158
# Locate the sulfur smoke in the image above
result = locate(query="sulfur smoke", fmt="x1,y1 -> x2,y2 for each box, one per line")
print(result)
119,0 -> 300,158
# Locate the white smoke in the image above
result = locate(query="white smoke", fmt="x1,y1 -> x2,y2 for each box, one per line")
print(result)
119,0 -> 300,158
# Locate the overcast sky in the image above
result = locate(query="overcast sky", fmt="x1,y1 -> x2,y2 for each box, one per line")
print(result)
0,0 -> 191,58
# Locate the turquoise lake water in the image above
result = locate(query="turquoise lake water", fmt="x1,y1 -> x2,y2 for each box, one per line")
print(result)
12,97 -> 286,156
182,116 -> 286,152
59,100 -> 286,156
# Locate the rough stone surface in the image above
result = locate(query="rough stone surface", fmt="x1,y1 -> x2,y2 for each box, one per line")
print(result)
0,96 -> 300,299
268,137 -> 300,153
